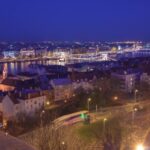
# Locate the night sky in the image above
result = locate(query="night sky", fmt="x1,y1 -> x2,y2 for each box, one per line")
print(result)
0,0 -> 150,42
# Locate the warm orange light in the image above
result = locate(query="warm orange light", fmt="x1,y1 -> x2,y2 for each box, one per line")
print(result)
46,101 -> 50,105
88,98 -> 92,102
136,144 -> 144,150
113,96 -> 118,100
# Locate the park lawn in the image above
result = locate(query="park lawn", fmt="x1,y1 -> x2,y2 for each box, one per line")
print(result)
77,120 -> 104,141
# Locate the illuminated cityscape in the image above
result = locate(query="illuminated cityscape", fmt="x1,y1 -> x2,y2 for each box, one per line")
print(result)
0,0 -> 150,150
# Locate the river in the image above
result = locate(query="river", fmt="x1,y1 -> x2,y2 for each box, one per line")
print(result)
0,60 -> 66,75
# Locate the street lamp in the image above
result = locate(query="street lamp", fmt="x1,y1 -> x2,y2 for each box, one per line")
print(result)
132,108 -> 137,124
40,110 -> 45,127
87,98 -> 92,112
113,96 -> 118,101
104,118 -> 107,122
136,144 -> 144,150
103,118 -> 107,133
134,89 -> 138,102
61,141 -> 66,150
46,101 -> 50,106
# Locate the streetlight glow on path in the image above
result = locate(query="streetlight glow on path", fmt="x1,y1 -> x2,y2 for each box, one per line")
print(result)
136,144 -> 144,150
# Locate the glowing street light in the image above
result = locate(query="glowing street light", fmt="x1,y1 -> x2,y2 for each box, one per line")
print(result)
46,101 -> 50,106
87,98 -> 92,112
134,89 -> 138,102
136,144 -> 144,150
42,110 -> 45,114
62,141 -> 65,145
104,118 -> 107,122
40,110 -> 45,127
132,107 -> 138,124
103,118 -> 107,132
113,96 -> 118,101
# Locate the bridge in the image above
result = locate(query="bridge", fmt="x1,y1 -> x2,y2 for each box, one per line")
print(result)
0,48 -> 150,64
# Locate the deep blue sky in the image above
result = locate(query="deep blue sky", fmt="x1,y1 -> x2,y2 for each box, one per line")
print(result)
0,0 -> 150,42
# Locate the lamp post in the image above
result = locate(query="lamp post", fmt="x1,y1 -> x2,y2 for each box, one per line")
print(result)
96,104 -> 98,113
46,101 -> 50,107
40,110 -> 45,127
113,96 -> 118,101
132,108 -> 137,125
134,89 -> 138,103
61,141 -> 67,150
87,98 -> 92,112
103,118 -> 107,133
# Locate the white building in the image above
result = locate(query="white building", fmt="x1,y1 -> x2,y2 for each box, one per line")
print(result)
0,90 -> 46,121
20,48 -> 35,57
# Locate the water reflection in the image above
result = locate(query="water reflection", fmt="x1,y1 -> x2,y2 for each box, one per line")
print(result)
0,60 -> 66,75
0,59 -> 91,75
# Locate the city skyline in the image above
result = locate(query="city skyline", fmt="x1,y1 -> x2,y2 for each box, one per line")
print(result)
0,0 -> 150,42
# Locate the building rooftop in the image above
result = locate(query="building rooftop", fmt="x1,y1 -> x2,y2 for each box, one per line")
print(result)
0,84 -> 15,92
2,78 -> 38,90
52,78 -> 72,86
8,76 -> 33,81
112,69 -> 141,75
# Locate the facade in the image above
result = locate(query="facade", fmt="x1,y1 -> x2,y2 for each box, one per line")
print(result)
0,90 -> 46,121
72,80 -> 93,91
0,95 -> 20,120
20,48 -> 35,57
140,73 -> 150,85
51,78 -> 73,101
111,70 -> 140,93
2,50 -> 18,58
35,49 -> 48,57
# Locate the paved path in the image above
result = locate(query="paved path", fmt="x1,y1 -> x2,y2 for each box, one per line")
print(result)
0,131 -> 36,150
144,130 -> 150,150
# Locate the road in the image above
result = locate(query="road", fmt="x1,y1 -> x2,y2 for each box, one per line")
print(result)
21,100 -> 150,136
19,99 -> 150,150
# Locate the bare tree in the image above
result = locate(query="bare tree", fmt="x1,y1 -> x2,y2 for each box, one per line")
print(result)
23,126 -> 67,150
